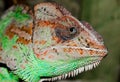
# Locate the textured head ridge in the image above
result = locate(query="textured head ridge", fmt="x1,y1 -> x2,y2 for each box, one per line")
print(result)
0,2 -> 108,82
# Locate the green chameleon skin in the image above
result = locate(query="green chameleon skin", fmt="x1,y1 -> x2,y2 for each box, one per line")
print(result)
0,2 -> 108,82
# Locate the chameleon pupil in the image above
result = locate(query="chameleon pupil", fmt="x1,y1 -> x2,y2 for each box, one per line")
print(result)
69,27 -> 77,34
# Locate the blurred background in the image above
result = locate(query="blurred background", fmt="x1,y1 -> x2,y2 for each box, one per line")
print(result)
0,0 -> 120,82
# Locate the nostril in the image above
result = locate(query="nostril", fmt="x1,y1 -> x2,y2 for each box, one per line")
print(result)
101,51 -> 108,59
103,48 -> 108,58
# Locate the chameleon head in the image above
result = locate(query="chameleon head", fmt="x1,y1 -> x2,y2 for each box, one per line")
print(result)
0,2 -> 108,82
33,2 -> 108,81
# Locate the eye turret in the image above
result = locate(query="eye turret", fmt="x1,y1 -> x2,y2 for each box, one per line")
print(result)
55,26 -> 78,41
69,27 -> 77,35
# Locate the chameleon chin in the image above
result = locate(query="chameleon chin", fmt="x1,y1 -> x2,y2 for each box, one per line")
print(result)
0,2 -> 108,82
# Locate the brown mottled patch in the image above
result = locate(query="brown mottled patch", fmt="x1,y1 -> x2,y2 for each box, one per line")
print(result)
17,37 -> 31,44
5,23 -> 32,44
5,24 -> 16,39
21,23 -> 33,35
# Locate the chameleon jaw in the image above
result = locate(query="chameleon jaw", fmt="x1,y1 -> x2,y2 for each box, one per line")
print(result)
39,60 -> 101,82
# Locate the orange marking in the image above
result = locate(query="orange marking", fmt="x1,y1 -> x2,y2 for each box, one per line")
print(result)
34,40 -> 39,44
63,48 -> 72,53
39,40 -> 47,45
38,21 -> 50,26
11,28 -> 31,40
73,43 -> 77,46
98,45 -> 106,49
37,21 -> 55,28
5,23 -> 32,45
43,50 -> 48,56
35,53 -> 41,58
69,48 -> 73,53
88,40 -> 106,50
89,50 -> 94,55
63,48 -> 68,52
52,36 -> 61,43
77,49 -> 83,55
12,45 -> 18,49
69,42 -> 77,46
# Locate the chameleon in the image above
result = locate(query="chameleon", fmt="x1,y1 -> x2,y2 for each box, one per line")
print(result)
0,2 -> 108,82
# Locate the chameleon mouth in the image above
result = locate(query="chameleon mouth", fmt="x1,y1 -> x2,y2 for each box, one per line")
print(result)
40,60 -> 101,82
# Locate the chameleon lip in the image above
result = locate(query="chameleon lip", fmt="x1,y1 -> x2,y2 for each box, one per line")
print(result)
40,60 -> 101,82
40,45 -> 108,56
41,45 -> 107,52
58,46 -> 108,53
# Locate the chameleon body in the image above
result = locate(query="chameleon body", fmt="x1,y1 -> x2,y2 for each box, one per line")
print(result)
0,2 -> 108,82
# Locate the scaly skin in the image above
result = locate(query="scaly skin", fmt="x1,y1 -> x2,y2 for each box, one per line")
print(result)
0,2 -> 108,82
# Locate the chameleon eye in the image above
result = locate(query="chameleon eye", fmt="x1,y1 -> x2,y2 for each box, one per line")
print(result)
55,26 -> 78,41
69,27 -> 77,34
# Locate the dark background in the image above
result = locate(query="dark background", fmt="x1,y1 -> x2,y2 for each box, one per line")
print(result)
0,0 -> 120,82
